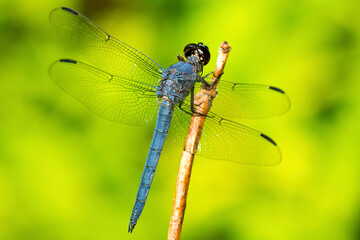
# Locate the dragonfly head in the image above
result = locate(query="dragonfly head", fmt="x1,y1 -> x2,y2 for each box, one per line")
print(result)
183,43 -> 210,66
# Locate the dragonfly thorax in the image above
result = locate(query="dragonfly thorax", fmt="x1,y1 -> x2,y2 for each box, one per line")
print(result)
156,56 -> 202,104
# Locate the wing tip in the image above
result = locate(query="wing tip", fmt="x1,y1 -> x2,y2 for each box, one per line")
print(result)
48,59 -> 77,79
61,7 -> 79,15
259,133 -> 283,165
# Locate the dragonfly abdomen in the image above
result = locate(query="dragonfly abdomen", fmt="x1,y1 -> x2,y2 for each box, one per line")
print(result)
129,100 -> 174,233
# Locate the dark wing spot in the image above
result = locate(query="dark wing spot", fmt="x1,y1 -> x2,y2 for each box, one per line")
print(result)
60,59 -> 77,64
269,86 -> 285,94
61,7 -> 79,15
260,133 -> 277,146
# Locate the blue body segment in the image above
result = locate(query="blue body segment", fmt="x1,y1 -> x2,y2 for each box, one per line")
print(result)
128,100 -> 174,232
128,57 -> 202,232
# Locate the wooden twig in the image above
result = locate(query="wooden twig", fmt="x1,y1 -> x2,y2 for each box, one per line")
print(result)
167,41 -> 231,240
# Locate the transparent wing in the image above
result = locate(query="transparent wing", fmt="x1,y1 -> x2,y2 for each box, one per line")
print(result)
168,102 -> 281,166
193,78 -> 291,118
49,7 -> 163,86
49,59 -> 158,126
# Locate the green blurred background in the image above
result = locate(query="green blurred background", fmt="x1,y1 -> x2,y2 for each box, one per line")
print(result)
0,0 -> 359,239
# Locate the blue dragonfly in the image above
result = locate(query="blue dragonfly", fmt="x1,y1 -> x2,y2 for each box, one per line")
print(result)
49,7 -> 290,233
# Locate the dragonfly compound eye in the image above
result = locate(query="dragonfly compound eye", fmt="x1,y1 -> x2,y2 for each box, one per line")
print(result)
183,43 -> 198,59
197,43 -> 210,66
183,43 -> 211,66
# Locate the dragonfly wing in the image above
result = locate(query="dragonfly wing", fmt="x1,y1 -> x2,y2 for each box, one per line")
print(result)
49,7 -> 163,86
197,78 -> 290,118
49,59 -> 158,126
168,102 -> 281,166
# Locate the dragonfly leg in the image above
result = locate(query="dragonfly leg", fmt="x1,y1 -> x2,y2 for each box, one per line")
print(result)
202,71 -> 213,78
199,72 -> 224,89
178,101 -> 193,115
177,55 -> 185,62
189,87 -> 208,117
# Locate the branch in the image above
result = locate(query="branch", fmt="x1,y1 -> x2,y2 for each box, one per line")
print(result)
167,41 -> 231,240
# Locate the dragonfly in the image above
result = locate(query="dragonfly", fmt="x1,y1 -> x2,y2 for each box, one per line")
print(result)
49,7 -> 290,233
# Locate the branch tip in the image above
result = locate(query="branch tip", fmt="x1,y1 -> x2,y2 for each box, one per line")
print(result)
219,41 -> 231,53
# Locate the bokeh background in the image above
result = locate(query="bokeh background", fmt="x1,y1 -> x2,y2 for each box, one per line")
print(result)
1,0 -> 359,239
